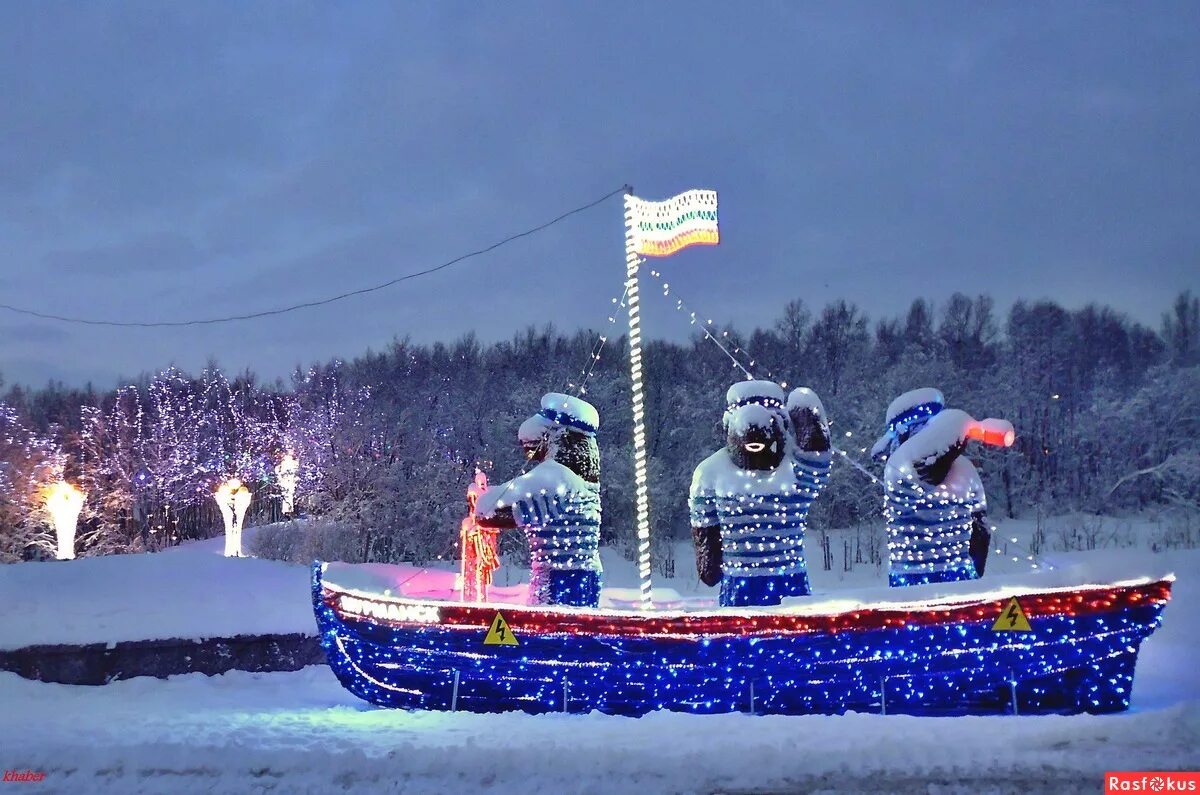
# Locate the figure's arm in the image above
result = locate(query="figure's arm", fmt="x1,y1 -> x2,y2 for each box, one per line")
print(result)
474,480 -> 520,529
691,523 -> 723,587
906,410 -> 974,486
689,483 -> 723,587
792,410 -> 831,453
476,504 -> 517,529
913,441 -> 966,486
968,510 -> 991,576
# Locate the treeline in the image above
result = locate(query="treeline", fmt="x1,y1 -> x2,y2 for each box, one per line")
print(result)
2,290 -> 1198,565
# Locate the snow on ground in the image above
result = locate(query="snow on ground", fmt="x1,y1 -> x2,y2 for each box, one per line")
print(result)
1,515 -> 1197,793
1,665 -> 1197,794
0,529 -> 315,650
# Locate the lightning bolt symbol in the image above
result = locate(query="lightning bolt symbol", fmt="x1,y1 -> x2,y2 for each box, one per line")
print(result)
1007,603 -> 1019,628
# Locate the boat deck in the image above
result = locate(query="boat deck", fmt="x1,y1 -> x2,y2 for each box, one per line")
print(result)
320,557 -> 1174,617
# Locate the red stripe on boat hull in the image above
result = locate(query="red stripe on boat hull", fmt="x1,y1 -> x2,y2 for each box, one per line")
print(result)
325,578 -> 1171,638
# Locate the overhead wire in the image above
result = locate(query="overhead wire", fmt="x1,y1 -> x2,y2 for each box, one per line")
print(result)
0,185 -> 629,328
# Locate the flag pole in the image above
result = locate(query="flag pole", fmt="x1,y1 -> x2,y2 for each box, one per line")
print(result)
623,187 -> 655,609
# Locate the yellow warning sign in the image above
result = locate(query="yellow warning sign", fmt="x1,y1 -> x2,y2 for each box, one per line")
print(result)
483,612 -> 518,646
992,597 -> 1033,632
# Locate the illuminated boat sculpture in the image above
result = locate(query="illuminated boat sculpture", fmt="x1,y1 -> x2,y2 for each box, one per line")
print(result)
312,563 -> 1171,717
311,188 -> 1173,717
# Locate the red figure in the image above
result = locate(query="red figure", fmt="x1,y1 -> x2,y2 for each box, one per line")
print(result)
460,469 -> 501,602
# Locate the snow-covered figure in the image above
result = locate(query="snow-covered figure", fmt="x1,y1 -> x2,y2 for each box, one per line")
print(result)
690,381 -> 824,607
871,388 -> 1001,587
786,387 -> 833,519
476,393 -> 602,607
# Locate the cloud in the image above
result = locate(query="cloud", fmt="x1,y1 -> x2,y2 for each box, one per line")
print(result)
0,3 -> 1197,387
0,321 -> 72,344
42,233 -> 206,275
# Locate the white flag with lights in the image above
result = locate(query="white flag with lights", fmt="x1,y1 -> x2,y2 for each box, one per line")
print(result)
627,189 -> 719,258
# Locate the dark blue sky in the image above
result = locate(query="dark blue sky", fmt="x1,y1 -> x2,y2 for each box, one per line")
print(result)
1,2 -> 1197,387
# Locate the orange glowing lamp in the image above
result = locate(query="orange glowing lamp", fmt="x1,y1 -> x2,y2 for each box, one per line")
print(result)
966,419 -> 1016,448
44,480 -> 86,560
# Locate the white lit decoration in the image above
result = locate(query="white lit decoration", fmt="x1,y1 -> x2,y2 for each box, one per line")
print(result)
628,189 -> 719,257
44,481 -> 85,560
624,188 -> 720,607
215,477 -> 252,557
338,593 -> 440,624
275,452 -> 299,515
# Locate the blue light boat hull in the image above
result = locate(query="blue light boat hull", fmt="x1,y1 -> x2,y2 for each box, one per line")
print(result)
312,563 -> 1171,717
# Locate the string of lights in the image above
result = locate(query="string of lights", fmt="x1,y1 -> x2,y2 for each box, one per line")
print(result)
643,269 -> 1057,576
623,197 -> 655,609
647,266 -> 756,380
566,284 -> 629,398
645,267 -> 882,481
647,272 -> 890,495
990,525 -> 1058,571
831,446 -> 883,486
0,186 -> 630,328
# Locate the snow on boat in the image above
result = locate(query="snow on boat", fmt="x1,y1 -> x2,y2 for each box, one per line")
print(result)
312,561 -> 1172,717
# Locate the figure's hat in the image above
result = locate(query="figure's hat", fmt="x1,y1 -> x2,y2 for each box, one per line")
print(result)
518,414 -> 555,444
871,387 -> 945,458
537,392 -> 600,436
723,380 -> 787,432
786,387 -> 827,422
725,380 -> 786,412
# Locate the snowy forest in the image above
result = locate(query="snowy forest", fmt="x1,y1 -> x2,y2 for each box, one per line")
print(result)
2,290 -> 1198,568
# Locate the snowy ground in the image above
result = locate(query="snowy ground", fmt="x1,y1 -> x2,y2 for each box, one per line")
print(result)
3,665 -> 1198,795
0,535 -> 314,650
1,516 -> 1198,793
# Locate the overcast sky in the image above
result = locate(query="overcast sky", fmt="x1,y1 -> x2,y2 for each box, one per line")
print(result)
1,2 -> 1197,388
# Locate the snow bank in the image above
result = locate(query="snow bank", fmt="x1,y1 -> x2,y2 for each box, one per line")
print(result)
0,539 -> 315,651
0,536 -> 716,651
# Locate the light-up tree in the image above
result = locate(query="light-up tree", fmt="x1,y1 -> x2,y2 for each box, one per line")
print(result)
74,367 -> 294,547
44,481 -> 85,560
0,403 -> 65,562
215,477 -> 252,557
276,452 -> 299,515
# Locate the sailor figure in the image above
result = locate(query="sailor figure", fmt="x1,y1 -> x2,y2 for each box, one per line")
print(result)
690,381 -> 827,607
476,393 -> 603,607
871,388 -> 994,587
